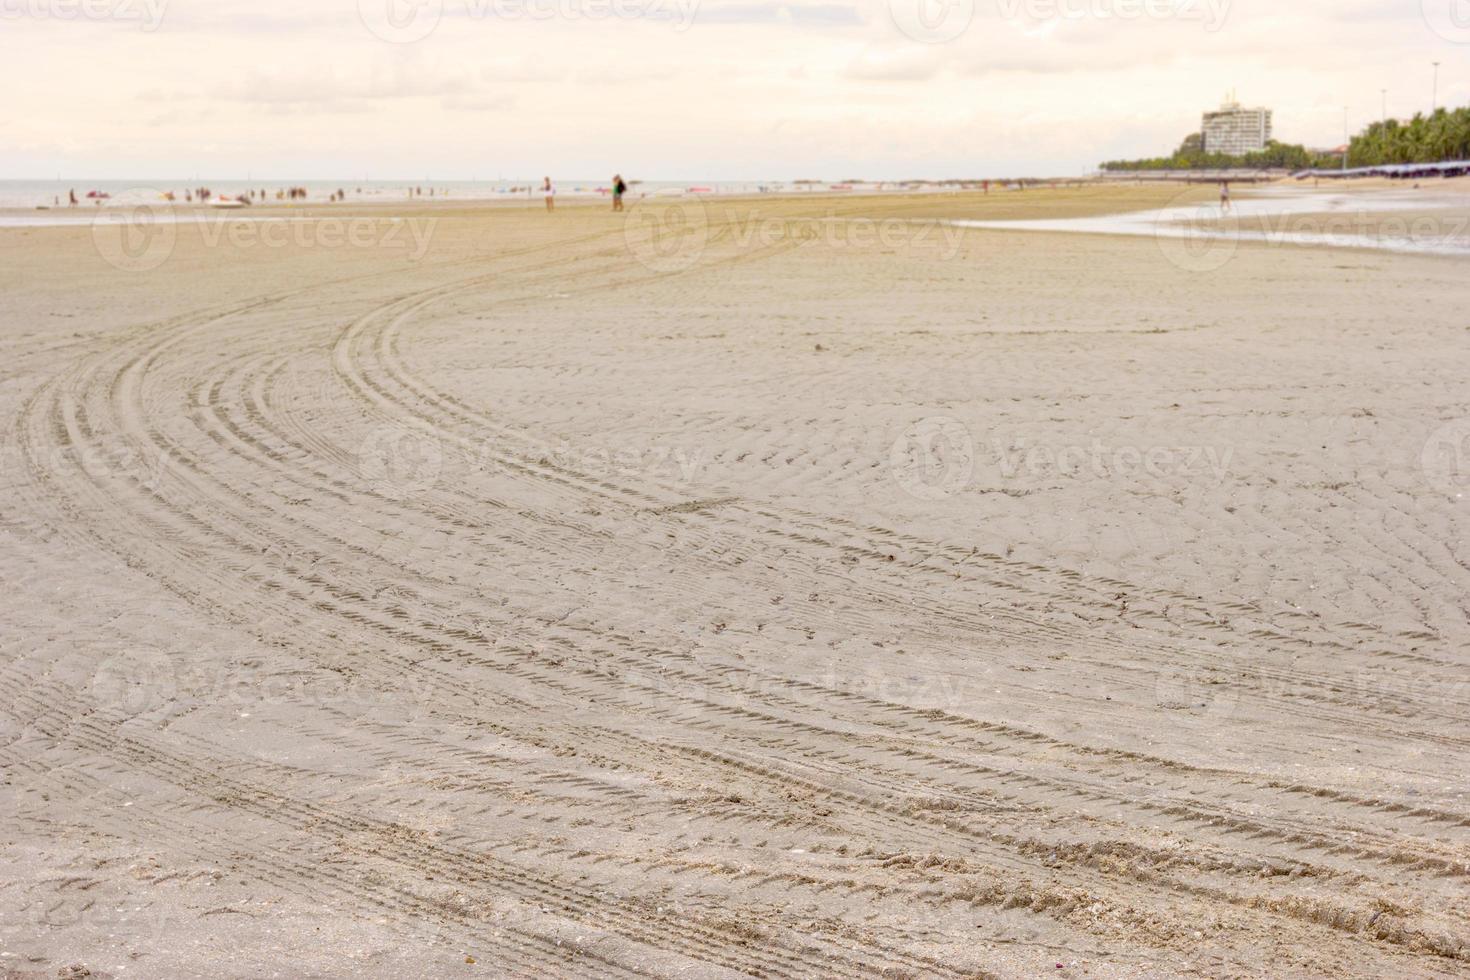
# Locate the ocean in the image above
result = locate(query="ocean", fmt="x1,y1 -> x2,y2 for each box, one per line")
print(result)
0,178 -> 886,212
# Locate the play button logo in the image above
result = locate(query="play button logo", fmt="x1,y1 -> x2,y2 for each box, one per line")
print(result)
359,0 -> 444,43
890,0 -> 974,42
1423,0 -> 1470,41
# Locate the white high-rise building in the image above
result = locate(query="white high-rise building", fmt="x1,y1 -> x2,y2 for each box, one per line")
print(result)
1202,95 -> 1273,155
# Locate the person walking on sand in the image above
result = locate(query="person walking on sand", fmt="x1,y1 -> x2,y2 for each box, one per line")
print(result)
611,174 -> 627,212
543,177 -> 555,213
1219,180 -> 1232,214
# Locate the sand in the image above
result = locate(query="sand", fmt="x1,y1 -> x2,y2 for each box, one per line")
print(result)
1,186 -> 1468,978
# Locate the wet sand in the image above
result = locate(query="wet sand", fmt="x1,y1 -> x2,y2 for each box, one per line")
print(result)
956,180 -> 1470,257
2,187 -> 1468,978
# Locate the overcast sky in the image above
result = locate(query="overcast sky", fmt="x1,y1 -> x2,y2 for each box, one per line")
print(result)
2,0 -> 1464,179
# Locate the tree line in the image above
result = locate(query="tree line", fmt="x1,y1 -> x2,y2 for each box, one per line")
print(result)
1101,135 -> 1336,172
1347,107 -> 1470,166
1101,104 -> 1469,171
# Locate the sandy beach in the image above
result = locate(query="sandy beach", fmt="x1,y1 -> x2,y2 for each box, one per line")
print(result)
2,185 -> 1468,978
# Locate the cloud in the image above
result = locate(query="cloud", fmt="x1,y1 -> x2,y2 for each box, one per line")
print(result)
0,0 -> 1459,179
842,46 -> 942,81
692,1 -> 865,25
574,65 -> 678,82
442,93 -> 521,110
207,61 -> 475,108
480,60 -> 569,82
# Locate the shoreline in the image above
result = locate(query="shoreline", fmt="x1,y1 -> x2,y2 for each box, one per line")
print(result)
950,181 -> 1470,257
9,180 -> 1470,259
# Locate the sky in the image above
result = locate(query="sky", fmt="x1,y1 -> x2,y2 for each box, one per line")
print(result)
1,0 -> 1465,180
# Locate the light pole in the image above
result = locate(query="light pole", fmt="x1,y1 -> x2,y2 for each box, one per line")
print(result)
1381,89 -> 1387,126
1433,62 -> 1440,114
1343,106 -> 1350,172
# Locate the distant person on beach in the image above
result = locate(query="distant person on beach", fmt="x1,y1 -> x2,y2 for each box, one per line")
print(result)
1219,181 -> 1232,213
68,189 -> 77,206
543,177 -> 555,212
612,174 -> 627,212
